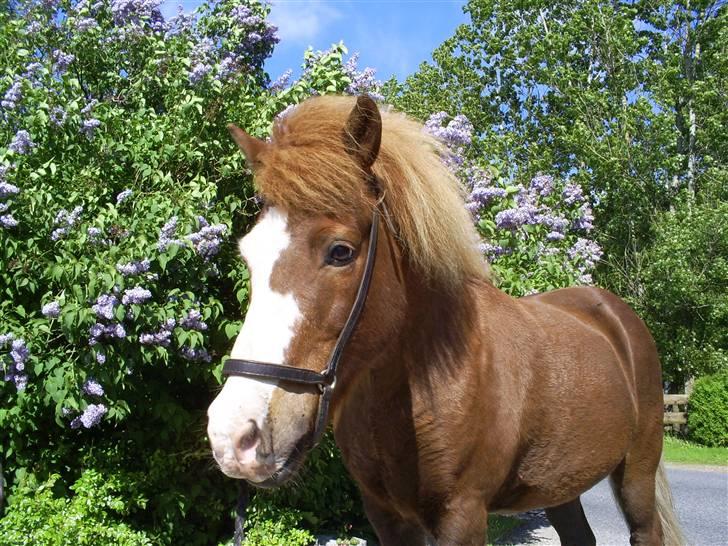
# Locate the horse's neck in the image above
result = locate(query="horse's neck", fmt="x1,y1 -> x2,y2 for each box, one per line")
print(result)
332,278 -> 495,505
339,277 -> 487,425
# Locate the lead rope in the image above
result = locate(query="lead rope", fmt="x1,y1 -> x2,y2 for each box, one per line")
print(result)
233,480 -> 249,546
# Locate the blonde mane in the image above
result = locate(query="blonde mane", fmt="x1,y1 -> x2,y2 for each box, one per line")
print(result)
254,95 -> 491,290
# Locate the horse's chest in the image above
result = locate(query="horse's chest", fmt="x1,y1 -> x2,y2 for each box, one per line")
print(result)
334,390 -> 422,511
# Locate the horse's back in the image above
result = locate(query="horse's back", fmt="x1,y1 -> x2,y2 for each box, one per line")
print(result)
522,285 -> 662,398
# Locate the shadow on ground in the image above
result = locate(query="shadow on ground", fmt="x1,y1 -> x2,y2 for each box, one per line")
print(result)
494,510 -> 557,546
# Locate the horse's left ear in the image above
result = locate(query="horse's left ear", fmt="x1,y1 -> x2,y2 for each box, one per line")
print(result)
227,124 -> 267,171
343,95 -> 382,170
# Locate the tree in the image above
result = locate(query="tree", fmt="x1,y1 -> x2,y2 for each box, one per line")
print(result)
386,0 -> 727,382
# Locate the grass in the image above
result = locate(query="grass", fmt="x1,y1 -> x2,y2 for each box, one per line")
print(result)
662,435 -> 728,466
487,514 -> 522,545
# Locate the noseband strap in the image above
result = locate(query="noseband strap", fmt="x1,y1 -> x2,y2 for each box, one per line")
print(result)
223,207 -> 381,447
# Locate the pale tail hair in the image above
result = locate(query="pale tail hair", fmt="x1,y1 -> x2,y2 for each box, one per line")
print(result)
655,460 -> 687,545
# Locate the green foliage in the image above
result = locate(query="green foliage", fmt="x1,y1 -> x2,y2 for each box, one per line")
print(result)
634,199 -> 728,382
0,1 -> 360,543
247,433 -> 367,534
1,440 -> 237,546
0,471 -> 153,546
688,373 -> 728,447
242,511 -> 315,546
388,0 -> 728,385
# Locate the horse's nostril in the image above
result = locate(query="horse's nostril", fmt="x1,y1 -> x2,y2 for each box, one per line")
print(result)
232,420 -> 261,464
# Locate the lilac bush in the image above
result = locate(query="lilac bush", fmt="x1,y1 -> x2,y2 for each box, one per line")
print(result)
0,2 -> 363,541
424,111 -> 603,296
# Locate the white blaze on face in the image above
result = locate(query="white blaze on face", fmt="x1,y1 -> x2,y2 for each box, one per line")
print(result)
207,207 -> 301,468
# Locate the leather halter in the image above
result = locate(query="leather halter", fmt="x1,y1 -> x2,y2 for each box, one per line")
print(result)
222,206 -> 380,448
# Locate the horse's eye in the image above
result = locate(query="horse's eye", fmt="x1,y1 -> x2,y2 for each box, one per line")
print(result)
326,243 -> 355,266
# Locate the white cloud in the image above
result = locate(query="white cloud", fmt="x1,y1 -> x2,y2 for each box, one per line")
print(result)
269,0 -> 342,44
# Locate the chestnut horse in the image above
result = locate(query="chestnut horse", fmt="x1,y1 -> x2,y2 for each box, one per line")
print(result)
207,95 -> 684,545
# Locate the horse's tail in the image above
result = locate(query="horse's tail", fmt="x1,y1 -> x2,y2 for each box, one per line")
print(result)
655,460 -> 687,545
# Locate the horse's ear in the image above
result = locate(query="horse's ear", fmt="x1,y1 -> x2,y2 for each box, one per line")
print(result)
343,95 -> 382,170
227,124 -> 267,171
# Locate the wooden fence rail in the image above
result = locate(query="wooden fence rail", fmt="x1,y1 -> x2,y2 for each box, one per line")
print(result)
663,393 -> 689,429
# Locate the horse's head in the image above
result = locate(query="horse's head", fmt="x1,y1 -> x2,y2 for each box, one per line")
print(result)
207,96 -> 403,486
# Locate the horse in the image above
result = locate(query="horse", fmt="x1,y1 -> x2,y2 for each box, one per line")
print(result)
207,94 -> 685,546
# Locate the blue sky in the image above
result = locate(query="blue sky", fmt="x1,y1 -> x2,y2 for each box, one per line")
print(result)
161,0 -> 469,82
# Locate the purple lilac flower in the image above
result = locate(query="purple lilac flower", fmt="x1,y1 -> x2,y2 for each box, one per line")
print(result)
50,106 -> 67,125
87,226 -> 104,244
110,0 -> 163,26
230,4 -> 260,25
217,56 -> 239,81
83,379 -> 104,397
495,207 -> 536,230
180,309 -> 207,331
22,62 -> 43,84
13,374 -> 27,391
2,81 -> 22,110
116,258 -> 150,276
116,189 -> 132,204
164,7 -> 194,39
269,69 -> 292,92
189,63 -> 211,84
10,339 -> 29,368
578,273 -> 594,285
157,215 -> 180,251
536,213 -> 569,232
187,220 -> 227,260
562,183 -> 584,205
424,112 -> 474,149
52,50 -> 75,74
342,53 -> 383,99
80,118 -> 101,139
42,301 -> 61,318
96,350 -> 106,364
121,286 -> 152,305
77,403 -> 107,428
1,214 -> 18,228
567,238 -> 603,268
572,204 -> 595,231
470,186 -> 507,204
180,346 -> 211,363
2,337 -> 29,391
0,182 -> 20,199
546,231 -> 565,241
75,17 -> 99,32
9,130 -> 34,154
530,175 -> 554,196
80,99 -> 98,115
52,205 -> 83,240
92,294 -> 118,320
478,242 -> 510,262
88,321 -> 126,346
139,318 -> 175,347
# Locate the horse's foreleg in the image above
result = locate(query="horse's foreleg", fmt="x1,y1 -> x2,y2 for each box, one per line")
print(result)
362,494 -> 428,546
545,496 -> 596,546
431,493 -> 488,546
